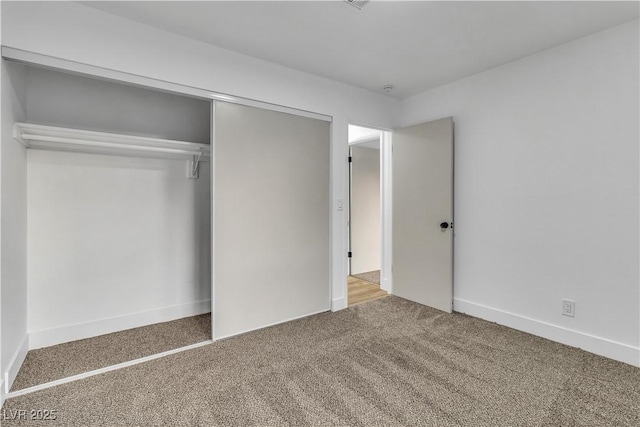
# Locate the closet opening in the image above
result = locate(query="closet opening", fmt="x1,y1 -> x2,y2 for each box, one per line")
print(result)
347,124 -> 390,306
1,59 -> 213,393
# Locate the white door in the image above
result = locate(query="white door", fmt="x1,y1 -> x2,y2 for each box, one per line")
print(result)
214,102 -> 331,339
392,117 -> 453,313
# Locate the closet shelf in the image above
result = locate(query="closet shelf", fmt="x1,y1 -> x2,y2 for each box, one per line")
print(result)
13,123 -> 211,161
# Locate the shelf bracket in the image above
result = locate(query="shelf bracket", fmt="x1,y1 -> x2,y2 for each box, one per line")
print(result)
12,124 -> 28,148
187,153 -> 202,179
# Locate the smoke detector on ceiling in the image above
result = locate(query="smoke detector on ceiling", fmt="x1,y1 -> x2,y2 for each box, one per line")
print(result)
344,0 -> 369,10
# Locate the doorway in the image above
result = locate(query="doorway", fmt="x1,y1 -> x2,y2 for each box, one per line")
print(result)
345,118 -> 454,312
347,125 -> 388,306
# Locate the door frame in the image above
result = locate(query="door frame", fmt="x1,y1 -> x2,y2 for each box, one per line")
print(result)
346,123 -> 393,298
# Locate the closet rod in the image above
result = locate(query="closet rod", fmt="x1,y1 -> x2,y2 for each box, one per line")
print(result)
14,123 -> 210,158
14,123 -> 210,178
19,134 -> 209,157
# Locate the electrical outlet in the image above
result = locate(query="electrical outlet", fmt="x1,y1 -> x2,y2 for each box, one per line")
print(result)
562,300 -> 575,317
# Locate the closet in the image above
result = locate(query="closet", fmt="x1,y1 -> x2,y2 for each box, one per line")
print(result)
3,60 -> 213,392
1,49 -> 332,395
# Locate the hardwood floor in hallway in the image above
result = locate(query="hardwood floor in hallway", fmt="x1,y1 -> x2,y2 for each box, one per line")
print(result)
348,276 -> 388,306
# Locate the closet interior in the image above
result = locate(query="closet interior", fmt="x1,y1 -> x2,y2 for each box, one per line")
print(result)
1,59 -> 213,392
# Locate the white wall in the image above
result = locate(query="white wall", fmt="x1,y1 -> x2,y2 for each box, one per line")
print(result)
1,2 -> 4,402
350,145 -> 381,275
22,66 -> 211,348
400,20 -> 640,366
1,1 -> 397,311
25,67 -> 211,143
27,151 -> 211,347
1,61 -> 28,389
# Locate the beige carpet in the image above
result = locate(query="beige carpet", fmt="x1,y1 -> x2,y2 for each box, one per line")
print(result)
10,314 -> 211,391
3,297 -> 639,426
351,269 -> 380,285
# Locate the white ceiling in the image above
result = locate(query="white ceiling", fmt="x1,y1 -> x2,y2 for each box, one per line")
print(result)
82,1 -> 639,100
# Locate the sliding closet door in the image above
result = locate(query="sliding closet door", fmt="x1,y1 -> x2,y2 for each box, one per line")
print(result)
214,102 -> 330,338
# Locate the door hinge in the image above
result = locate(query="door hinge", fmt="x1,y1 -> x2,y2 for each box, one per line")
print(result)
348,156 -> 352,163
347,251 -> 352,258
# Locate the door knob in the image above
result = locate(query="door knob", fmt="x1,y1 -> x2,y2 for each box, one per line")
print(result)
440,222 -> 449,229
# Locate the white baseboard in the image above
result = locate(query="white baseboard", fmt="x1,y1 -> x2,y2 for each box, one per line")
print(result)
3,334 -> 29,394
380,277 -> 392,293
454,298 -> 640,367
29,300 -> 211,350
332,296 -> 347,311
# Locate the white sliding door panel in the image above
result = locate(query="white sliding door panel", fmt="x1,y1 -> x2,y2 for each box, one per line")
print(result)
214,102 -> 330,338
393,117 -> 453,313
